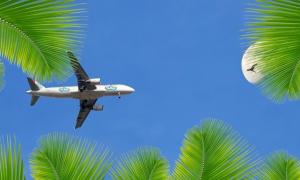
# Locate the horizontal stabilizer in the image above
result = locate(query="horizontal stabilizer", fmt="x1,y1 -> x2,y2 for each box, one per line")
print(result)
31,95 -> 40,106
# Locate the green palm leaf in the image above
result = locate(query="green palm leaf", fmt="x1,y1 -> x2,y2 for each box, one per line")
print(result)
111,148 -> 169,180
30,133 -> 111,180
0,137 -> 25,180
173,119 -> 259,179
0,0 -> 85,81
0,62 -> 4,90
245,0 -> 300,101
259,152 -> 300,179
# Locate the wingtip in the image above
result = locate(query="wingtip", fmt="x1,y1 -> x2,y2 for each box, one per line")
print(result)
67,51 -> 73,57
67,51 -> 76,58
75,125 -> 81,129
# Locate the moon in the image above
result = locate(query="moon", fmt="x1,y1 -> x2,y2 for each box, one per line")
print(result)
241,44 -> 264,84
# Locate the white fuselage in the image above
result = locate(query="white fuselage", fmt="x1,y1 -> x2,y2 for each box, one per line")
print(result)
27,84 -> 135,100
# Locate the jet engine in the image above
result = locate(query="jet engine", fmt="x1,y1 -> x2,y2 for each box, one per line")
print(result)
87,78 -> 101,85
93,104 -> 104,111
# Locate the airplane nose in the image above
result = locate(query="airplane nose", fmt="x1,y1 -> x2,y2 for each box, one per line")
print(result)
129,87 -> 135,92
122,85 -> 135,94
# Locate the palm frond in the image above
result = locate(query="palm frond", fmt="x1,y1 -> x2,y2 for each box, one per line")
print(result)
0,62 -> 4,90
30,133 -> 111,180
111,148 -> 169,180
173,119 -> 259,179
0,137 -> 25,180
0,0 -> 85,81
259,152 -> 300,179
245,0 -> 300,101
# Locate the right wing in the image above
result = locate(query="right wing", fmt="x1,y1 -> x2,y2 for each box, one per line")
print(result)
75,99 -> 97,129
67,51 -> 96,91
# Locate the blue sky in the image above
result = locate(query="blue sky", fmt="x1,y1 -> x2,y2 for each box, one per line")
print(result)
1,0 -> 300,176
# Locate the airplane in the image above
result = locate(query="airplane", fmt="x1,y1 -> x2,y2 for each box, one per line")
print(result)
26,51 -> 135,129
247,63 -> 258,73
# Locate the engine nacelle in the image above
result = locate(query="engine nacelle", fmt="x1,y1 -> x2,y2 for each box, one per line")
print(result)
93,104 -> 103,111
87,78 -> 101,85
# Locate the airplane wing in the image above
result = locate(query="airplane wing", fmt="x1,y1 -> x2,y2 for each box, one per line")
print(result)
67,51 -> 96,91
75,99 -> 97,129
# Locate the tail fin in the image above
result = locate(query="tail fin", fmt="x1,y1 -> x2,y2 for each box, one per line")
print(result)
27,77 -> 44,106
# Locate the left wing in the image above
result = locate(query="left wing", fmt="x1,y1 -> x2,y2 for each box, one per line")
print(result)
67,51 -> 96,91
75,99 -> 97,129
